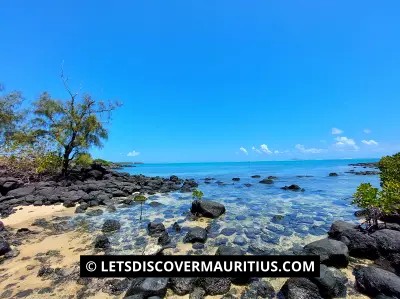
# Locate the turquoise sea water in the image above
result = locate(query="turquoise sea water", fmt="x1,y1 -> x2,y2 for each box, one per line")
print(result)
78,159 -> 380,255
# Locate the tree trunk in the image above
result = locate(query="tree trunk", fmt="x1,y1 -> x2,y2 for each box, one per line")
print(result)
61,148 -> 72,176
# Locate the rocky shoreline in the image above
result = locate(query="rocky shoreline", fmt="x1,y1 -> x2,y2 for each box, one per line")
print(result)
1,165 -> 399,298
0,164 -> 198,218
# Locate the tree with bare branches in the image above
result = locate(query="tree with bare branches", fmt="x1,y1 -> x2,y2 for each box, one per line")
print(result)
33,71 -> 121,175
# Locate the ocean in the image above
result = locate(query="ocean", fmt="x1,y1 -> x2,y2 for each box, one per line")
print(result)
75,159 -> 380,255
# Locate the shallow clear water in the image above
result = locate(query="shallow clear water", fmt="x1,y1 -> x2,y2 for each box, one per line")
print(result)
74,159 -> 380,255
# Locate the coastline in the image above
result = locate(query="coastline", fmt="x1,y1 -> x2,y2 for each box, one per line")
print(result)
0,161 -> 397,298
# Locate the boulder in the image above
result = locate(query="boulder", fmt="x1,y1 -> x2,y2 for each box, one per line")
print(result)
191,200 -> 226,218
197,277 -> 231,295
86,209 -> 104,217
232,178 -> 240,181
94,235 -> 110,249
157,231 -> 171,246
328,173 -> 338,177
241,280 -> 275,299
0,220 -> 4,231
0,177 -> 23,195
143,241 -> 163,256
181,179 -> 198,192
259,179 -> 274,184
0,240 -> 11,256
125,277 -> 168,298
215,245 -> 244,256
355,266 -> 400,298
281,184 -> 302,191
184,227 -> 207,243
328,221 -> 357,239
102,219 -> 121,233
280,278 -> 322,299
251,175 -> 261,178
7,185 -> 35,198
172,222 -> 181,232
189,287 -> 206,299
373,229 -> 400,255
310,264 -> 347,298
170,277 -> 197,295
303,238 -> 349,267
147,222 -> 166,237
328,221 -> 379,259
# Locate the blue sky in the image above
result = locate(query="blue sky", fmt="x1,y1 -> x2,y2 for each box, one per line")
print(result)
1,1 -> 399,162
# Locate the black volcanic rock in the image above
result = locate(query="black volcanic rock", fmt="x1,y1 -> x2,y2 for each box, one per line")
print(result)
191,200 -> 225,218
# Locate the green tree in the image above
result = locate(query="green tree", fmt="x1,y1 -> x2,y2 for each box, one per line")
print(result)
0,84 -> 24,145
33,72 -> 120,175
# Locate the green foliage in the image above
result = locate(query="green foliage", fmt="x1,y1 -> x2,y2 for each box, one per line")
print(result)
32,73 -> 120,175
93,158 -> 112,166
192,189 -> 204,200
134,195 -> 147,202
380,180 -> 400,214
379,153 -> 400,185
353,152 -> 400,229
36,152 -> 62,174
74,153 -> 93,167
353,183 -> 380,210
0,85 -> 25,145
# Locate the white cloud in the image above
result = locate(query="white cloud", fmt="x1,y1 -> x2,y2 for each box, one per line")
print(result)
274,150 -> 280,154
127,150 -> 140,157
362,139 -> 378,146
239,147 -> 248,155
260,144 -> 272,154
332,127 -> 343,135
335,136 -> 359,151
252,146 -> 262,154
295,144 -> 324,154
363,129 -> 371,134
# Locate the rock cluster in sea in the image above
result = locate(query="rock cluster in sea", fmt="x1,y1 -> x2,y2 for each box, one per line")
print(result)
0,164 -> 198,217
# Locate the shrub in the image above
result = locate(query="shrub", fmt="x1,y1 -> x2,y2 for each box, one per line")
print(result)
192,189 -> 204,200
74,153 -> 93,168
353,152 -> 400,230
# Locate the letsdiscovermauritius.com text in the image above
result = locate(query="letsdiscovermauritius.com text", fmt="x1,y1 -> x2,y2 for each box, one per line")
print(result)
80,255 -> 320,277
101,260 -> 315,273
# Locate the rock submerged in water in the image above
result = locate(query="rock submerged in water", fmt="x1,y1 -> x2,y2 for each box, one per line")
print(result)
102,219 -> 121,233
259,178 -> 274,184
184,227 -> 207,243
191,200 -> 225,218
251,175 -> 261,178
147,222 -> 166,237
232,178 -> 240,181
328,172 -> 338,177
303,238 -> 349,268
281,184 -> 303,191
94,235 -> 110,249
215,245 -> 243,256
